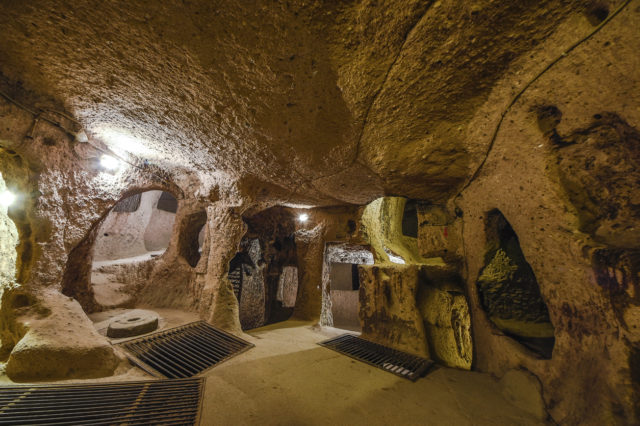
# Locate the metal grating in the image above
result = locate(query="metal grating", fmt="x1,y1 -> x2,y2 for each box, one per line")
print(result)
318,334 -> 433,381
119,321 -> 254,379
0,377 -> 203,425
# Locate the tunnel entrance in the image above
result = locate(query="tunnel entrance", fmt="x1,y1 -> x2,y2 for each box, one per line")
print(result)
401,199 -> 419,238
476,209 -> 555,358
178,210 -> 207,268
323,244 -> 374,332
90,191 -> 177,309
262,264 -> 299,326
229,236 -> 299,330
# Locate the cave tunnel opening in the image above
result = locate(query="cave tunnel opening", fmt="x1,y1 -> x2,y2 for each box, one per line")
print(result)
90,190 -> 178,310
0,174 -> 18,292
262,233 -> 298,327
228,235 -> 299,330
235,207 -> 300,330
178,209 -> 207,268
476,209 -> 555,359
267,260 -> 298,326
324,243 -> 374,332
402,199 -> 419,238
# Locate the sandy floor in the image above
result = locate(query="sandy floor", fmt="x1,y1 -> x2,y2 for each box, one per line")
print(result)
2,308 -> 543,424
199,321 -> 544,426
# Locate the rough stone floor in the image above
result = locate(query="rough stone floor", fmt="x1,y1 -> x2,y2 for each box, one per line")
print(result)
0,316 -> 543,425
199,321 -> 543,425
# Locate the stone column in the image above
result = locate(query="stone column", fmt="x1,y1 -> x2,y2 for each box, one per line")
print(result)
201,204 -> 246,334
319,249 -> 333,327
292,224 -> 325,321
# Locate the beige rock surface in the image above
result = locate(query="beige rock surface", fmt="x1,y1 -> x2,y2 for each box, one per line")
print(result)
359,264 -> 429,358
0,0 -> 589,205
6,289 -> 119,381
500,369 -> 547,421
200,321 -> 544,426
417,277 -> 472,370
0,0 -> 637,423
456,3 -> 640,423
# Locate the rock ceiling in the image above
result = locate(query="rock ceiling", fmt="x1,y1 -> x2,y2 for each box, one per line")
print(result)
0,0 -> 582,205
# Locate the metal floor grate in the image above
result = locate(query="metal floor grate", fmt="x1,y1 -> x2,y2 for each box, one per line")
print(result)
318,334 -> 433,381
119,320 -> 254,379
0,377 -> 203,425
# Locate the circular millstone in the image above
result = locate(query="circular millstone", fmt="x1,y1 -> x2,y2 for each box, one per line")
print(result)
107,309 -> 159,338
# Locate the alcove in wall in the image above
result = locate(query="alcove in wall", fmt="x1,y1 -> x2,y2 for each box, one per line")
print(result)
402,199 -> 418,238
476,209 -> 555,359
178,210 -> 207,268
323,243 -> 374,331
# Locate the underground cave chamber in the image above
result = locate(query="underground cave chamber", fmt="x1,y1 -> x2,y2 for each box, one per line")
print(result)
0,1 -> 639,424
90,190 -> 178,309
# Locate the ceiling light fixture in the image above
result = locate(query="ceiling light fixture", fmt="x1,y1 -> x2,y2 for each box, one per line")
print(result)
74,130 -> 89,143
100,155 -> 120,171
94,127 -> 153,158
0,190 -> 16,207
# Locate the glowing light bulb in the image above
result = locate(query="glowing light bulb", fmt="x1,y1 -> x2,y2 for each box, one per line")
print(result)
298,213 -> 309,222
0,190 -> 16,207
100,155 -> 119,171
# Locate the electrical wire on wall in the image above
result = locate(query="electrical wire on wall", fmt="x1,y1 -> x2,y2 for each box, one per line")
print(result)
452,0 -> 633,281
0,89 -> 177,190
455,0 -> 633,199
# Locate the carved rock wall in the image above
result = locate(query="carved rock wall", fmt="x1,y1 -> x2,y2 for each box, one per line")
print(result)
359,264 -> 428,358
457,4 -> 640,422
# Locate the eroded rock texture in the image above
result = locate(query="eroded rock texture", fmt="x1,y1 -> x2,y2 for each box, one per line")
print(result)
6,289 -> 118,381
551,112 -> 640,248
0,0 -> 638,423
360,261 -> 473,368
243,207 -> 298,325
230,238 -> 267,330
360,264 -> 429,358
457,2 -> 640,422
476,210 -> 554,346
417,267 -> 472,370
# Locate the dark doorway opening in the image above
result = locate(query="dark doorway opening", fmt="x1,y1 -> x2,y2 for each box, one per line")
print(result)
476,209 -> 555,359
179,211 -> 207,268
324,244 -> 374,332
402,199 -> 418,238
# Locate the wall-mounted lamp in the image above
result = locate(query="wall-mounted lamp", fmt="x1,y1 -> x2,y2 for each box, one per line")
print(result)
298,213 -> 309,222
100,155 -> 120,171
0,190 -> 16,207
75,130 -> 89,143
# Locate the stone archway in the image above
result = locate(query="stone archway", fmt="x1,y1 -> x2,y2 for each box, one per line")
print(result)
61,188 -> 178,313
321,243 -> 374,330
